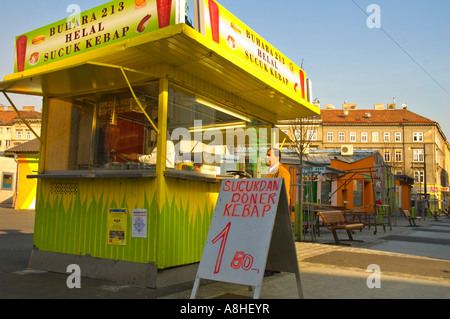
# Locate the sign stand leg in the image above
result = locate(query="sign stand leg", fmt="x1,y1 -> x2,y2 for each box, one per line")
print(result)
190,277 -> 201,299
295,271 -> 304,299
253,285 -> 262,299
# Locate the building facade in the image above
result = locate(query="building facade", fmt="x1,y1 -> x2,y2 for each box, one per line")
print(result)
5,138 -> 40,209
0,106 -> 41,154
278,103 -> 450,211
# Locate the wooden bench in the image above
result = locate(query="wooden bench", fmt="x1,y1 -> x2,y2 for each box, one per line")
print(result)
317,211 -> 365,245
442,209 -> 450,219
402,209 -> 421,226
431,211 -> 441,221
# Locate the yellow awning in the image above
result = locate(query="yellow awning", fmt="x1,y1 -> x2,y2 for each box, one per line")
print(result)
0,62 -> 155,98
1,24 -> 320,121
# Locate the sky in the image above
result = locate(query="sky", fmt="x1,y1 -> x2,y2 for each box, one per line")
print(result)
0,0 -> 449,138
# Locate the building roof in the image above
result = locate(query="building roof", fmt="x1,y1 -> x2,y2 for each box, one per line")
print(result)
0,110 -> 41,125
395,174 -> 415,184
281,149 -> 384,180
5,138 -> 40,154
320,109 -> 435,125
282,149 -> 380,165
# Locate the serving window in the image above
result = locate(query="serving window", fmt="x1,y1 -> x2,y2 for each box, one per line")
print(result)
43,81 -> 272,178
45,81 -> 159,172
167,85 -> 271,178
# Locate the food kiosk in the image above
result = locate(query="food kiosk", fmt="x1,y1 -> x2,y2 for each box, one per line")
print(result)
0,0 -> 320,287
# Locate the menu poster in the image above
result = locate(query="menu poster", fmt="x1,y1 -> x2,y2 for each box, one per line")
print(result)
14,0 -> 177,73
108,208 -> 128,245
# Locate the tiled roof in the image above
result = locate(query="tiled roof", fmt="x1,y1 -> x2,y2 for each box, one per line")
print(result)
5,138 -> 40,153
0,110 -> 41,125
320,109 -> 435,124
281,149 -> 378,165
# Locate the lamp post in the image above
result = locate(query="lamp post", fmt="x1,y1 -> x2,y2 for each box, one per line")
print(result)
423,143 -> 427,217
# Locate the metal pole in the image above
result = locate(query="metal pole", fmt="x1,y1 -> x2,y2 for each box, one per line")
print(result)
423,143 -> 427,217
2,91 -> 41,141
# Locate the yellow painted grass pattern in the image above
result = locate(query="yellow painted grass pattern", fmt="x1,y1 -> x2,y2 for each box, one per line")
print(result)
34,178 -> 220,268
158,178 -> 219,268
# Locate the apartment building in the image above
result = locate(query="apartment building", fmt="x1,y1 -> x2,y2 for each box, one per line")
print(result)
278,103 -> 450,210
0,106 -> 41,154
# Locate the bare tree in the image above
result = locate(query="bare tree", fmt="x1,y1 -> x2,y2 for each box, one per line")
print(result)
278,116 -> 320,240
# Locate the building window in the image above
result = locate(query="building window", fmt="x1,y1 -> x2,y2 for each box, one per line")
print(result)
414,170 -> 424,183
361,132 -> 367,142
307,130 -> 318,141
413,132 -> 423,142
338,132 -> 345,142
327,132 -> 333,142
16,131 -> 22,139
350,132 -> 356,142
383,132 -> 390,142
6,128 -> 11,134
395,132 -> 401,142
395,149 -> 402,162
26,131 -> 32,139
5,140 -> 10,147
384,149 -> 391,162
1,173 -> 13,190
413,149 -> 424,162
353,180 -> 363,207
372,132 -> 379,142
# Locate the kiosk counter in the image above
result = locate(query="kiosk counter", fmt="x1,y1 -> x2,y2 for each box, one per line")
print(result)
0,0 -> 319,287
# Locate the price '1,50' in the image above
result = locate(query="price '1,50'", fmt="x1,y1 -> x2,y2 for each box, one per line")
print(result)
211,222 -> 255,274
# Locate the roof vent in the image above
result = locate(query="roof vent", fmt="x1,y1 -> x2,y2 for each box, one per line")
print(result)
343,103 -> 357,110
374,104 -> 384,110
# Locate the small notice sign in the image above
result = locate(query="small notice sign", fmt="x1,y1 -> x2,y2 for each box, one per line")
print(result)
132,209 -> 147,238
108,208 -> 127,245
191,178 -> 302,299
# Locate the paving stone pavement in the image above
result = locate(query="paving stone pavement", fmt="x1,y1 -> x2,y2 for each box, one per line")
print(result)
165,215 -> 450,299
1,207 -> 449,300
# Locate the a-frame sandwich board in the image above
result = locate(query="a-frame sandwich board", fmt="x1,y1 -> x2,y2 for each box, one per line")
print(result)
191,178 -> 303,299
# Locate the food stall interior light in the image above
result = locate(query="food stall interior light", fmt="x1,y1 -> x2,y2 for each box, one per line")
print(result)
195,97 -> 251,122
189,123 -> 246,133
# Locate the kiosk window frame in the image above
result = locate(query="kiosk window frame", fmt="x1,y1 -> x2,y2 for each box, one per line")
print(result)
40,80 -> 272,180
